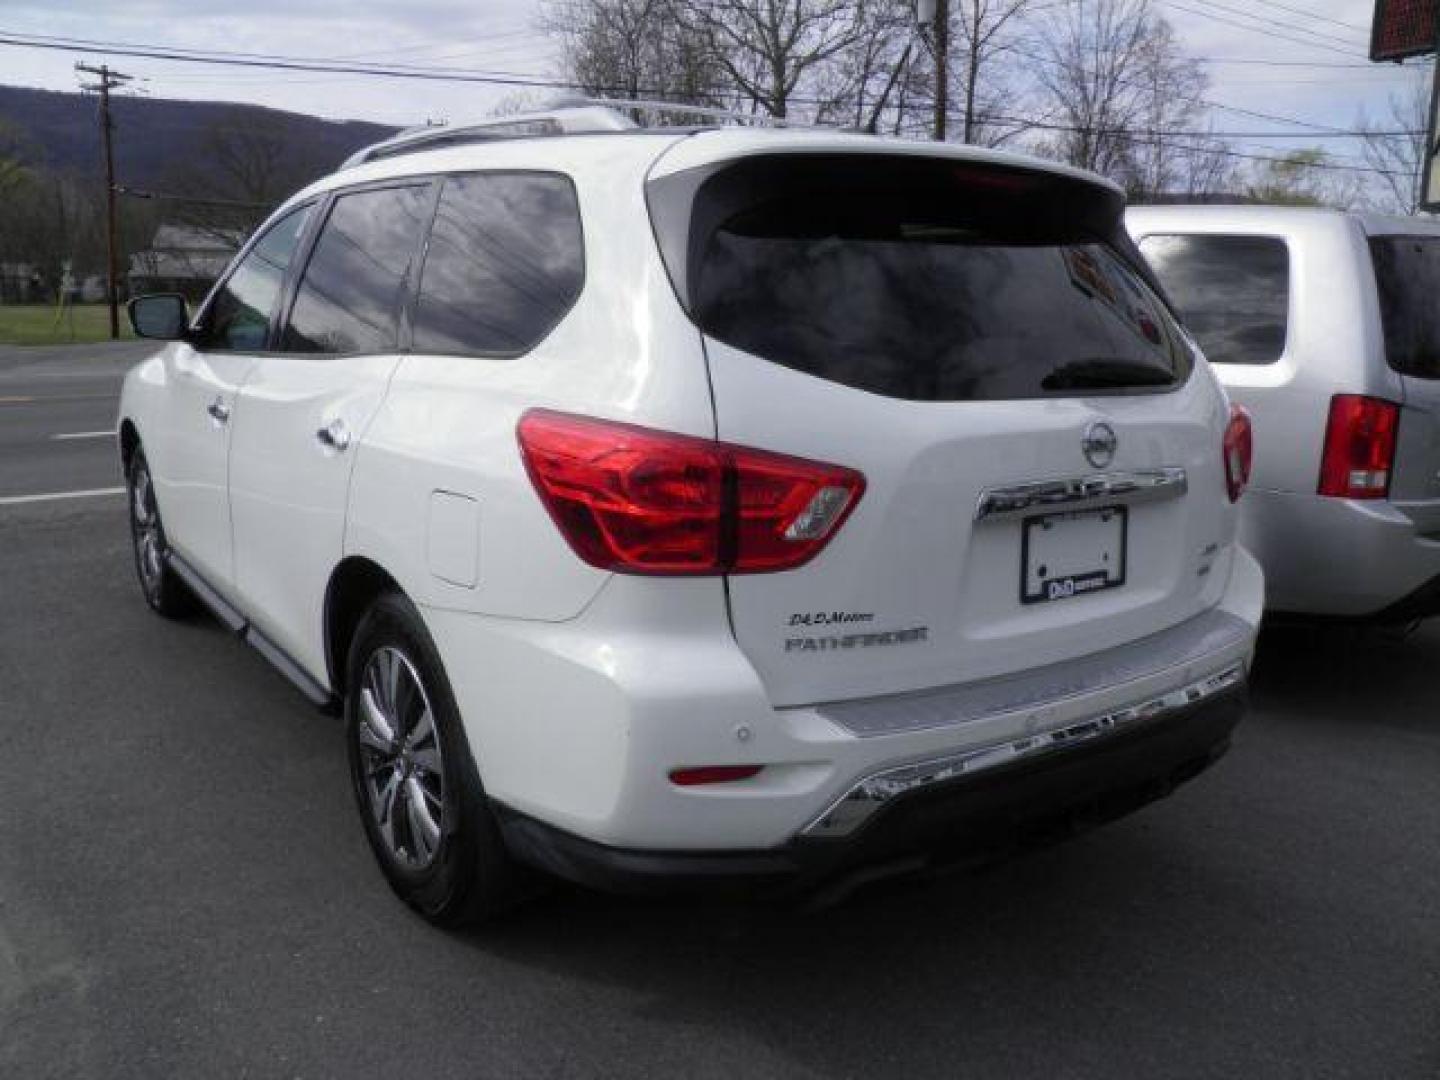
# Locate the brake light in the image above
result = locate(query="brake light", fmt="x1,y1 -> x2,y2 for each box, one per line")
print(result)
516,410 -> 865,575
1222,404 -> 1253,502
1318,395 -> 1399,500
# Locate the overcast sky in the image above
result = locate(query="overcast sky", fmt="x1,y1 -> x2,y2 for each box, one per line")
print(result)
0,0 -> 1432,170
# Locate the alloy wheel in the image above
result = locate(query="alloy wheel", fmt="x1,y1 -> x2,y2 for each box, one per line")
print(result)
356,646 -> 446,870
130,461 -> 165,601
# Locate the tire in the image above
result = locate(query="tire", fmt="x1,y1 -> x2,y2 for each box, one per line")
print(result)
126,447 -> 196,618
345,592 -> 525,926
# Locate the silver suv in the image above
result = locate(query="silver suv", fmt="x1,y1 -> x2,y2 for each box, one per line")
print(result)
1130,205 -> 1440,622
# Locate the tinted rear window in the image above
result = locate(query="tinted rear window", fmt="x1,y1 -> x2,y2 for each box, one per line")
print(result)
1370,236 -> 1440,379
412,172 -> 584,356
663,156 -> 1189,401
1137,234 -> 1289,366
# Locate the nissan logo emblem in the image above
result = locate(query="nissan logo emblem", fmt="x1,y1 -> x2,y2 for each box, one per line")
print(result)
1082,422 -> 1117,469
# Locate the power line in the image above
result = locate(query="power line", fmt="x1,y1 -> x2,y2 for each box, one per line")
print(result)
115,186 -> 274,209
1160,1 -> 1365,58
1188,0 -> 1367,50
1240,0 -> 1370,34
0,27 -> 1420,178
1002,39 -> 1374,135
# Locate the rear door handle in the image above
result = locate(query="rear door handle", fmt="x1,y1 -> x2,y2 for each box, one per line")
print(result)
206,397 -> 230,424
316,418 -> 351,452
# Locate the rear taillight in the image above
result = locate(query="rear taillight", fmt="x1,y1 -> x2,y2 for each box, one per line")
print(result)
1222,404 -> 1253,503
516,409 -> 865,575
1317,395 -> 1399,500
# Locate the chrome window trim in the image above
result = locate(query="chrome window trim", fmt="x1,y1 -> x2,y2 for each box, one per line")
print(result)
975,467 -> 1188,521
799,661 -> 1244,840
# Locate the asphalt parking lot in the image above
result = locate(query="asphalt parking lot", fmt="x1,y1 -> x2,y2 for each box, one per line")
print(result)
1,345 -> 1437,1079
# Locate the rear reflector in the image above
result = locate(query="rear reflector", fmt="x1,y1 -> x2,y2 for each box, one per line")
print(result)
1222,404 -> 1253,502
517,409 -> 864,575
1318,395 -> 1399,500
668,765 -> 763,786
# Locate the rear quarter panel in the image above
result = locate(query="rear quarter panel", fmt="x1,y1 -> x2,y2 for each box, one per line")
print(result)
343,138 -> 714,623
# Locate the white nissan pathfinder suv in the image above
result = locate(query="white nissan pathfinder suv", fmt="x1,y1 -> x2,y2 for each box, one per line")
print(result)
118,106 -> 1263,924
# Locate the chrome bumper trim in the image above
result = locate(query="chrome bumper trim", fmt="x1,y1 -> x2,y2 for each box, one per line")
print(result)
975,467 -> 1187,521
799,662 -> 1245,840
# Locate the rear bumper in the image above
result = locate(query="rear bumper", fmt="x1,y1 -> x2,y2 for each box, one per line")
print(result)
496,672 -> 1246,897
1241,489 -> 1440,618
425,547 -> 1262,854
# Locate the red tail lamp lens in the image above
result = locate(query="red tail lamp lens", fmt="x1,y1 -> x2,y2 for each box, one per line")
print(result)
1318,395 -> 1399,500
1222,404 -> 1253,502
517,410 -> 864,575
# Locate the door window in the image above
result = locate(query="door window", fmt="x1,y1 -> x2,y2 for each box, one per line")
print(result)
202,206 -> 311,351
411,172 -> 584,356
282,184 -> 432,355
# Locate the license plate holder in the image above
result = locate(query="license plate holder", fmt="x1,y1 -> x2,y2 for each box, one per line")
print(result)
1021,506 -> 1127,604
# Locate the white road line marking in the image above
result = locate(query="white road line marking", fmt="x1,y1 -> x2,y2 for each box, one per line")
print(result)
0,486 -> 125,507
51,431 -> 115,441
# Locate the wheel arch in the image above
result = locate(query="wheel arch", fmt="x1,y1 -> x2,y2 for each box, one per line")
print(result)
324,556 -> 406,694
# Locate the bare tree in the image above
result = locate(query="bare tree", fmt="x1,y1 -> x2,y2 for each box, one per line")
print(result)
799,0 -> 917,128
951,0 -> 1034,144
1034,0 -> 1232,198
542,0 -> 727,120
1357,74 -> 1430,214
1120,17 -> 1232,199
1036,0 -> 1152,176
675,0 -> 870,119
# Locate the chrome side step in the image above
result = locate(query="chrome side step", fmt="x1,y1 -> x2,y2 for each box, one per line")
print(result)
166,553 -> 336,711
800,662 -> 1245,840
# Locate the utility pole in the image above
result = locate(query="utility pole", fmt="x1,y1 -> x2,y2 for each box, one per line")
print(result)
76,62 -> 132,340
917,0 -> 949,141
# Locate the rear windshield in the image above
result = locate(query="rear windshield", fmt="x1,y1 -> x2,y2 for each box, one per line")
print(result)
651,155 -> 1190,402
1370,236 -> 1440,379
1137,234 -> 1289,366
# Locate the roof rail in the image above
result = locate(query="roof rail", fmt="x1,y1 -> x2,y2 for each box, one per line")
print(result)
339,105 -> 639,169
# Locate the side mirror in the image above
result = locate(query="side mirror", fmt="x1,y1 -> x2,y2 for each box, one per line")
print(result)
128,293 -> 191,340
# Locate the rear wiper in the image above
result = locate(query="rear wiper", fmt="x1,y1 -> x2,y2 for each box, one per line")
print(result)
1041,358 -> 1175,391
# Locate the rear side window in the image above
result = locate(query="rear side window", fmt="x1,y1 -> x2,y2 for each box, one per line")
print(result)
1370,236 -> 1440,379
651,155 -> 1190,401
1138,234 -> 1289,366
411,172 -> 584,356
282,184 -> 431,355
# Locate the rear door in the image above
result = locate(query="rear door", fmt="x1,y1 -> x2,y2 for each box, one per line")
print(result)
228,181 -> 433,682
1365,230 -> 1440,534
649,150 -> 1235,707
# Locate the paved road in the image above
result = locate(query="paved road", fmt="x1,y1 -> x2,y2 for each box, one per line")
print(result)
1,349 -> 1437,1079
0,342 -> 149,499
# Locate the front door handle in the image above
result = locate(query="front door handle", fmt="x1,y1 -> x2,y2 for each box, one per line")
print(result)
207,397 -> 230,424
316,418 -> 351,452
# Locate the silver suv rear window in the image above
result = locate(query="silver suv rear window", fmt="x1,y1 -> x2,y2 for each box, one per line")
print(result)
651,155 -> 1191,401
1370,236 -> 1440,380
1137,234 -> 1289,366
